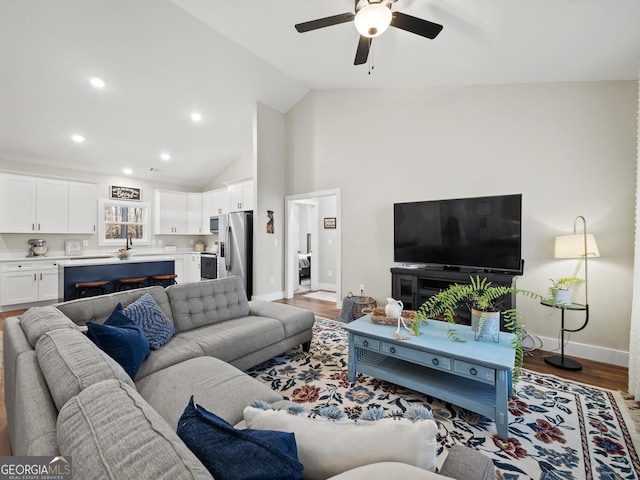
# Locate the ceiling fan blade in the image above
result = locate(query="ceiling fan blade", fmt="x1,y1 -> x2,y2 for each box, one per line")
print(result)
390,11 -> 443,39
354,36 -> 371,65
295,12 -> 355,33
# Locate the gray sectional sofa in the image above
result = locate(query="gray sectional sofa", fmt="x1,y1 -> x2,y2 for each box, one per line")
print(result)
3,275 -> 494,480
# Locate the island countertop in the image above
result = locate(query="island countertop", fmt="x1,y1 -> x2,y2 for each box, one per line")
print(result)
59,255 -> 178,267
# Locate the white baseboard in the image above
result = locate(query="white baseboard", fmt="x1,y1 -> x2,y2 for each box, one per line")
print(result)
317,283 -> 337,292
532,334 -> 629,368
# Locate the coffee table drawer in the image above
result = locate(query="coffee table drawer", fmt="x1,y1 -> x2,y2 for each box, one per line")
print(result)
381,342 -> 452,372
453,360 -> 495,385
353,335 -> 380,351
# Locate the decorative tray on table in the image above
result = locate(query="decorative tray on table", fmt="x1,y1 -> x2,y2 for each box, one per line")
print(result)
370,307 -> 418,325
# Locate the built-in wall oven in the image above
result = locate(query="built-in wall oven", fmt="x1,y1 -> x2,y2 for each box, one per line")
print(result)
201,253 -> 217,280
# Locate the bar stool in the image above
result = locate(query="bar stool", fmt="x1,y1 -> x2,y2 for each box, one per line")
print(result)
117,277 -> 148,291
151,274 -> 178,287
75,280 -> 109,299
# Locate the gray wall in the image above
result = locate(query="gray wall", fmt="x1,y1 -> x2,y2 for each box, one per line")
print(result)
285,81 -> 637,361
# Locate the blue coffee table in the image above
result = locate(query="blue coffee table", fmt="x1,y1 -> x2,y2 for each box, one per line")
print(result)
344,315 -> 516,440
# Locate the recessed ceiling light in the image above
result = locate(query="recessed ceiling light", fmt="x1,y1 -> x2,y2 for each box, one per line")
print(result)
90,77 -> 105,88
71,134 -> 85,143
191,112 -> 202,122
123,168 -> 132,175
160,153 -> 171,161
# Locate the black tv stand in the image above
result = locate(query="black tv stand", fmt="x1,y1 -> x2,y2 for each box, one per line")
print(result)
390,267 -> 520,331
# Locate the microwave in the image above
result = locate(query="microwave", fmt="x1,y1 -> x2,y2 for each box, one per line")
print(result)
209,216 -> 219,232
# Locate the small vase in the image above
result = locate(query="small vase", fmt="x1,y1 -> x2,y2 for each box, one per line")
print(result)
555,289 -> 572,307
471,309 -> 500,342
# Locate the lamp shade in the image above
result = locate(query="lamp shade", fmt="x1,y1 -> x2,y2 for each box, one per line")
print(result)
354,3 -> 392,38
554,234 -> 600,259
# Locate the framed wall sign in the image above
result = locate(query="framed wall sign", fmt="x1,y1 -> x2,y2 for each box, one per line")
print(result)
110,185 -> 142,201
65,240 -> 82,256
324,217 -> 336,229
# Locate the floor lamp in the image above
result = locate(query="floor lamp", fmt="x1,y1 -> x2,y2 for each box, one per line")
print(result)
544,215 -> 600,371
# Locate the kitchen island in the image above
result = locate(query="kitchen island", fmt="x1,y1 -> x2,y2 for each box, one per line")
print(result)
60,255 -> 176,301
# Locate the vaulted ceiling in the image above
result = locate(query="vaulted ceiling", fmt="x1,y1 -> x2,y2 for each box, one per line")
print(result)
1,0 -> 638,188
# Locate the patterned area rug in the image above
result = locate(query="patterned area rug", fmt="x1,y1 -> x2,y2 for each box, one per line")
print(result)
247,318 -> 640,480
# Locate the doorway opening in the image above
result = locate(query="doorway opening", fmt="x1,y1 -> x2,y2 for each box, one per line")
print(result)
285,189 -> 341,309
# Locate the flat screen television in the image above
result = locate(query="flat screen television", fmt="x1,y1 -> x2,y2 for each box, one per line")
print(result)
394,194 -> 523,274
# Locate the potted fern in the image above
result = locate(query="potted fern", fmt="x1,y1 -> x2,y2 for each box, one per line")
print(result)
549,276 -> 583,306
414,276 -> 544,389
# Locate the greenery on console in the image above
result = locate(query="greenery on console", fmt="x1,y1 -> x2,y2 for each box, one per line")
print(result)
414,276 -> 545,389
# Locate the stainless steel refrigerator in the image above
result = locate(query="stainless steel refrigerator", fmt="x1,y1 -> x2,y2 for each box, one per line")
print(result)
216,211 -> 253,298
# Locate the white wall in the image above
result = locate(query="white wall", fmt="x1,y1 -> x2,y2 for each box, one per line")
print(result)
317,195 -> 337,291
298,204 -> 312,254
253,102 -> 286,300
285,81 -> 637,359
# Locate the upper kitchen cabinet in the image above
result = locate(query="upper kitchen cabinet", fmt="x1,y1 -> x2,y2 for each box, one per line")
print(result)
212,188 -> 230,215
68,181 -> 98,233
0,173 -> 37,232
187,193 -> 204,234
153,190 -> 188,234
0,172 -> 97,234
228,180 -> 254,212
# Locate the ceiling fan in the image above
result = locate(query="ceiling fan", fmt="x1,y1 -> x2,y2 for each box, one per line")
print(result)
294,0 -> 443,65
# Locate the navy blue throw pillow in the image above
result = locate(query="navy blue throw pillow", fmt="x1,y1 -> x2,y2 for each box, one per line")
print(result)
177,397 -> 303,480
123,294 -> 175,349
86,304 -> 150,378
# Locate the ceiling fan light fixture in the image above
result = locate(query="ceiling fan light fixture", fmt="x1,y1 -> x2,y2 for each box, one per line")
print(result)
354,3 -> 392,38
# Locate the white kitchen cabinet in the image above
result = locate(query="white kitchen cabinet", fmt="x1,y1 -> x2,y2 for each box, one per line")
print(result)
68,181 -> 98,233
0,260 -> 60,306
187,193 -> 204,234
173,255 -> 185,284
228,181 -> 253,212
183,253 -> 201,283
0,173 -> 97,234
153,190 -> 188,234
36,177 -> 69,233
0,173 -> 37,232
212,188 -> 230,215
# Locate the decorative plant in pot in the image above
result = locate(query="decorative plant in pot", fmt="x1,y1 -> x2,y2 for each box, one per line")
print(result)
414,276 -> 545,389
549,276 -> 583,307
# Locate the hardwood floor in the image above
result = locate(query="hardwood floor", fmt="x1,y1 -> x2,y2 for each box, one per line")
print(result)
0,293 -> 629,456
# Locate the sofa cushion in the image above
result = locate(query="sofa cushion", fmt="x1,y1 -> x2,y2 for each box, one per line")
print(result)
166,277 -> 250,332
135,356 -> 283,428
19,306 -> 80,348
13,351 -> 58,456
87,307 -> 151,378
35,328 -> 134,411
176,317 -> 284,363
134,335 -> 204,380
177,397 -> 303,480
124,293 -> 176,349
437,445 -> 496,480
57,379 -> 213,480
248,300 -> 316,337
243,406 -> 438,480
55,285 -> 173,326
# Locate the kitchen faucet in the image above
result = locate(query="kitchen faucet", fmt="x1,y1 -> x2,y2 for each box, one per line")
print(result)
126,236 -> 132,250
